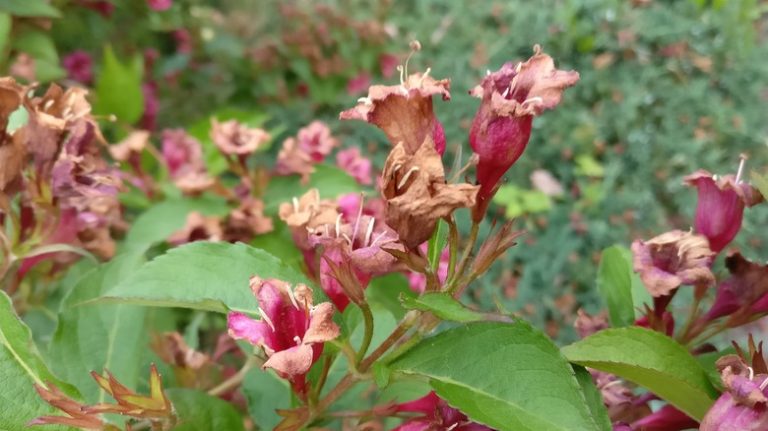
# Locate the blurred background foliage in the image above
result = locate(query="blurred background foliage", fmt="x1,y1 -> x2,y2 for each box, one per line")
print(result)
3,0 -> 768,341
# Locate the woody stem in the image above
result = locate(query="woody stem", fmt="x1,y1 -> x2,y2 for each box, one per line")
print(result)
356,303 -> 375,363
207,355 -> 259,397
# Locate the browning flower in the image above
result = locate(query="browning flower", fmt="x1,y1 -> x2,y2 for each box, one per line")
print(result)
210,119 -> 270,156
684,167 -> 763,254
279,188 -> 339,252
631,230 -> 715,297
167,212 -> 223,245
227,277 -> 339,396
108,130 -> 150,162
703,253 -> 768,323
392,391 -> 494,431
340,70 -> 450,155
381,137 -> 478,248
469,45 -> 579,218
223,198 -> 274,242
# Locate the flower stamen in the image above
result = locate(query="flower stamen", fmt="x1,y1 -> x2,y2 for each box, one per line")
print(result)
258,307 -> 276,331
397,166 -> 420,190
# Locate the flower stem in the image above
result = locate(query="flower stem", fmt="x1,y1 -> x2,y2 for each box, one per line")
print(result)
356,303 -> 375,363
447,221 -> 480,294
207,355 -> 259,397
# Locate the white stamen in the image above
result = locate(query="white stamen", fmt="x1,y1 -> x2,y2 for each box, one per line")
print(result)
258,307 -> 276,331
286,287 -> 299,310
335,214 -> 343,238
292,197 -> 299,212
515,62 -> 523,73
501,86 -> 510,98
760,377 -> 768,391
486,69 -> 491,76
522,96 -> 543,107
446,424 -> 459,431
293,336 -> 302,346
418,67 -> 432,86
324,224 -> 330,236
357,97 -> 373,105
364,217 -> 375,247
351,196 -> 365,245
735,155 -> 747,184
43,99 -> 54,111
397,166 -> 420,190
370,230 -> 388,248
397,65 -> 405,86
749,366 -> 755,381
341,233 -> 353,246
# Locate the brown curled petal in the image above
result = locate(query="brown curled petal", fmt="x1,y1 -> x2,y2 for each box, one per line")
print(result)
263,343 -> 314,377
303,302 -> 340,344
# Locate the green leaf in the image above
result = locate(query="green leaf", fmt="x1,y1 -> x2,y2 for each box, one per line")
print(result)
49,253 -> 148,403
366,273 -> 413,320
572,365 -> 612,431
101,242 -> 311,313
427,219 -> 447,271
242,369 -> 289,430
94,46 -> 144,124
596,246 -> 635,327
400,292 -> 485,323
249,221 -> 302,264
390,321 -> 601,431
263,164 -> 361,213
0,0 -> 61,18
0,13 -> 11,62
6,106 -> 28,134
561,327 -> 717,420
0,290 -> 76,431
11,28 -> 59,63
168,389 -> 245,431
122,196 -> 229,252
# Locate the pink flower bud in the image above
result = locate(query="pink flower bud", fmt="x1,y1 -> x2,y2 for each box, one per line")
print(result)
469,46 -> 578,216
392,392 -> 493,431
684,168 -> 763,253
62,51 -> 93,84
147,0 -> 172,11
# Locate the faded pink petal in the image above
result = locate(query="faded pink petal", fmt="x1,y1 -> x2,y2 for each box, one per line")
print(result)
303,302 -> 340,343
227,312 -> 271,347
147,0 -> 172,11
211,119 -> 270,156
62,51 -> 93,84
161,129 -> 204,177
263,344 -> 314,377
347,73 -> 372,95
297,121 -> 338,162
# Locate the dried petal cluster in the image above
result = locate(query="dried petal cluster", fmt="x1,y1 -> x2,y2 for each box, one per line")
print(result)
210,119 -> 270,156
276,121 -> 344,183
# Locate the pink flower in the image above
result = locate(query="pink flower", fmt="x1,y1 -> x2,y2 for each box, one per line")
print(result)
297,121 -> 338,162
62,51 -> 93,84
391,392 -> 494,431
173,29 -> 193,54
227,277 -> 339,397
408,244 -> 449,294
684,169 -> 762,253
210,119 -> 270,156
340,71 -> 450,156
702,253 -> 768,323
700,352 -> 768,431
309,208 -> 402,311
336,147 -> 373,185
379,53 -> 399,79
631,405 -> 698,431
147,0 -> 172,11
469,46 -> 578,218
160,129 -> 204,177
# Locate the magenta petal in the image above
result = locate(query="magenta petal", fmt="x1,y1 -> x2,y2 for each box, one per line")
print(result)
227,312 -> 271,347
391,420 -> 433,431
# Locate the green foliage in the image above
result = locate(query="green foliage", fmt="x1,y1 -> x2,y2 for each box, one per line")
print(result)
390,321 -> 603,431
49,253 -> 148,403
94,46 -> 144,124
492,184 -> 552,219
562,327 -> 718,420
400,292 -> 485,323
596,245 -> 635,327
242,369 -> 289,430
168,389 -> 245,431
572,365 -> 612,431
101,242 -> 312,313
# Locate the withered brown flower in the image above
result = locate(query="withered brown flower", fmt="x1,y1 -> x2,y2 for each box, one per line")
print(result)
631,230 -> 715,297
275,137 -> 315,183
210,119 -> 270,156
381,137 -> 478,248
340,71 -> 450,155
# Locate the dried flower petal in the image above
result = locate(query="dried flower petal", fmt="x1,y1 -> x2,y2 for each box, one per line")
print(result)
276,137 -> 315,183
297,121 -> 338,162
211,119 -> 270,156
336,146 -> 373,185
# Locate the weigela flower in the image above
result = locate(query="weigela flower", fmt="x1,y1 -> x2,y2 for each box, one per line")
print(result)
631,405 -> 699,431
279,188 -> 339,251
62,50 -> 94,84
296,121 -> 338,162
703,253 -> 768,323
161,128 -> 204,177
340,70 -> 450,155
0,78 -> 26,194
469,45 -> 579,216
684,169 -> 763,253
167,212 -> 223,245
309,211 -> 402,311
631,230 -> 715,297
381,137 -> 479,249
700,344 -> 768,431
141,82 -> 159,131
336,146 -> 373,185
227,277 -> 340,395
392,391 -> 494,431
276,137 -> 315,183
574,309 -> 609,339
211,119 -> 270,156
223,198 -> 274,242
